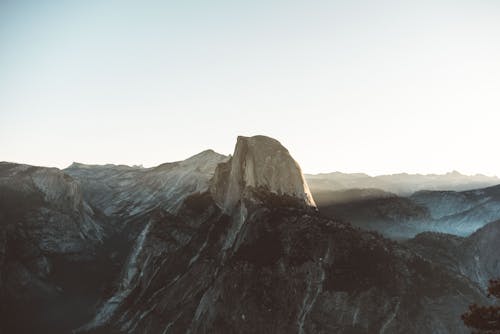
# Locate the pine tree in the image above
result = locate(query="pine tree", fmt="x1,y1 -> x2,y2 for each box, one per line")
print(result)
462,278 -> 500,333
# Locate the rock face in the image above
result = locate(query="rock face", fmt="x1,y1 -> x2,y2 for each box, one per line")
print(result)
210,136 -> 316,213
0,162 -> 107,333
65,150 -> 228,217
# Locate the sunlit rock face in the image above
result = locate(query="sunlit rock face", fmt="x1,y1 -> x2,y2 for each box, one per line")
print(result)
65,149 -> 228,217
211,135 -> 316,213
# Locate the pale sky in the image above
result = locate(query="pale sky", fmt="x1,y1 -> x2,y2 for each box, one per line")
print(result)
1,0 -> 499,175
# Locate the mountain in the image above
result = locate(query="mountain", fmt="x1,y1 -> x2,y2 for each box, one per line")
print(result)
314,189 -> 432,240
0,162 -> 107,333
0,162 -> 104,261
65,150 -> 228,217
314,184 -> 500,239
76,136 -> 486,334
410,185 -> 500,235
408,219 -> 500,289
0,150 -> 229,334
306,171 -> 500,196
2,136 -> 497,334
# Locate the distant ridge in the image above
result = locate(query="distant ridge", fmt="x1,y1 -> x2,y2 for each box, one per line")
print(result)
305,170 -> 500,195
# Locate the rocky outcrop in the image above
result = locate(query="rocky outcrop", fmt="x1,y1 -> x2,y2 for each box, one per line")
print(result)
210,136 -> 316,213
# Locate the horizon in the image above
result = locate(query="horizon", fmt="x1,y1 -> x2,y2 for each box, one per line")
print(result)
3,146 -> 499,178
2,1 -> 500,175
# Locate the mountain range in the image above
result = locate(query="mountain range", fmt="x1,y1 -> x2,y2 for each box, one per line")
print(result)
1,135 -> 499,333
306,171 -> 500,196
313,184 -> 500,239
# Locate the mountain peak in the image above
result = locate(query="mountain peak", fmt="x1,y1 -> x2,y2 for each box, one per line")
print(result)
182,149 -> 227,164
210,135 -> 316,212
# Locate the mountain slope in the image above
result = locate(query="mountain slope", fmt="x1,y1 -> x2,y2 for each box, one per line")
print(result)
314,185 -> 500,239
314,189 -> 431,239
65,150 -> 228,217
408,220 -> 500,289
410,185 -> 500,235
0,162 -> 107,333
